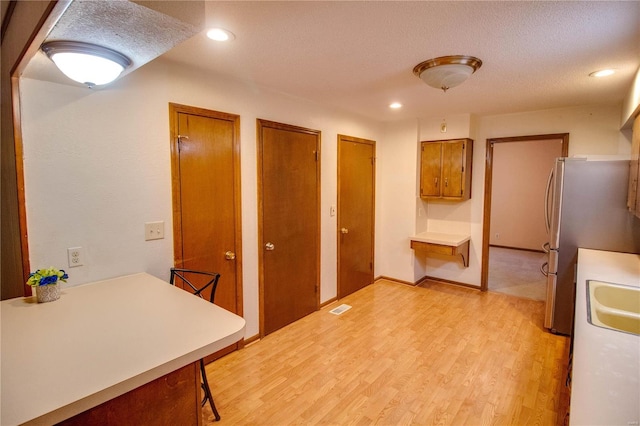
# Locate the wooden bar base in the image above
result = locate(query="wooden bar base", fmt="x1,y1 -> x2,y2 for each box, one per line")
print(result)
57,362 -> 202,426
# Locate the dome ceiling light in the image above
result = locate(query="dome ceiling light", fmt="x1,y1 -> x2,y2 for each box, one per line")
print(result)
41,41 -> 132,88
413,55 -> 482,92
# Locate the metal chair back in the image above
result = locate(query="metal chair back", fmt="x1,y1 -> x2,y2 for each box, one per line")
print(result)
169,268 -> 220,303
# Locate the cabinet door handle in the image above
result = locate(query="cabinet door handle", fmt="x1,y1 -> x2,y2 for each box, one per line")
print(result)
434,177 -> 438,187
445,178 -> 448,187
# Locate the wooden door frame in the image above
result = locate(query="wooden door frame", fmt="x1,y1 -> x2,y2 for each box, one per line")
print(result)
5,1 -> 66,299
168,102 -> 244,318
256,119 -> 321,338
337,134 -> 376,299
480,133 -> 569,291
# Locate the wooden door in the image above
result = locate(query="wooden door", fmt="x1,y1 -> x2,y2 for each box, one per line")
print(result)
338,135 -> 375,298
442,140 -> 465,198
170,103 -> 243,357
420,142 -> 442,197
257,119 -> 320,336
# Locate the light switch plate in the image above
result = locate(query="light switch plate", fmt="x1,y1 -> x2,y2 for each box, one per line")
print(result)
145,221 -> 165,241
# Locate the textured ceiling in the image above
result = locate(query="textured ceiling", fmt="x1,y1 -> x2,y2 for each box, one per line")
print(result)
24,1 -> 640,123
23,0 -> 203,85
50,1 -> 201,71
161,1 -> 640,122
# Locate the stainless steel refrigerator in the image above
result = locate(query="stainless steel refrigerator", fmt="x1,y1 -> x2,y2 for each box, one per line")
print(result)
542,158 -> 640,336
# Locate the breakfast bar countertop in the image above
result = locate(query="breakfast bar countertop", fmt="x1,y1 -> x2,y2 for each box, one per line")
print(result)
1,272 -> 246,425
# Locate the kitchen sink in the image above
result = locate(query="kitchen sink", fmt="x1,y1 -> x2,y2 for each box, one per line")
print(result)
587,280 -> 640,335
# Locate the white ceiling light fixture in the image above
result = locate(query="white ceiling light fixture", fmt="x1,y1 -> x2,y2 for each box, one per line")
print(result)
206,27 -> 235,42
42,41 -> 131,88
589,69 -> 616,78
413,55 -> 482,92
389,102 -> 402,109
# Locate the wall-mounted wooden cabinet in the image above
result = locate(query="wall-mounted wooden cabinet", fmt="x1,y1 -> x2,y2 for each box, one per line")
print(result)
627,115 -> 640,218
420,138 -> 473,201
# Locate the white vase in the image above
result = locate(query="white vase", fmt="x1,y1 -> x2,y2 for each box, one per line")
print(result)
35,284 -> 60,303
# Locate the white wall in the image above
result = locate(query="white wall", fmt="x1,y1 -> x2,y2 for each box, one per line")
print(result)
480,105 -> 631,157
622,65 -> 640,128
413,115 -> 475,281
375,118 -> 419,283
20,58 -> 383,339
372,104 -> 631,288
21,55 -> 633,339
490,139 -> 564,250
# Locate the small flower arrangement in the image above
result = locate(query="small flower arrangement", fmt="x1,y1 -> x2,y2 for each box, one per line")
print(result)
27,267 -> 69,287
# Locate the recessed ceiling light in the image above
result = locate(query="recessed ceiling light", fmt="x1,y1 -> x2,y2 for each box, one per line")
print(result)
589,69 -> 615,78
206,28 -> 235,42
389,102 -> 402,109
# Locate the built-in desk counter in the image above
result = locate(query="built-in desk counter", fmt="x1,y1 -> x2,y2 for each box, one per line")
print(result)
410,232 -> 471,267
1,273 -> 245,425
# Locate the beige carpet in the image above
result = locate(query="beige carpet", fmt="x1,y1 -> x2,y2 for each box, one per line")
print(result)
488,246 -> 547,301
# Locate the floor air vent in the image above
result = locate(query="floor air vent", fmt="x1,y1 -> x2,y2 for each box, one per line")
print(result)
329,304 -> 352,315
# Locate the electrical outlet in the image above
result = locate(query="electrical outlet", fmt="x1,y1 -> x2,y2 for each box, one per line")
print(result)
330,205 -> 336,217
145,221 -> 165,241
67,247 -> 83,267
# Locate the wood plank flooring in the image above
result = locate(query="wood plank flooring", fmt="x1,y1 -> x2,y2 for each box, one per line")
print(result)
203,280 -> 570,425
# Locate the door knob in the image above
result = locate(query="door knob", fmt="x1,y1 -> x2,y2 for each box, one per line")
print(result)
265,242 -> 275,251
341,228 -> 349,234
225,251 -> 236,260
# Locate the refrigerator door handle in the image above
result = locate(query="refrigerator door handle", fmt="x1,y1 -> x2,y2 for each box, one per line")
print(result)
548,248 -> 559,274
544,168 -> 554,234
544,273 -> 557,329
540,262 -> 549,277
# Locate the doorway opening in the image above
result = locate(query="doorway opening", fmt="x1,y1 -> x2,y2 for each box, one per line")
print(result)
481,134 -> 569,298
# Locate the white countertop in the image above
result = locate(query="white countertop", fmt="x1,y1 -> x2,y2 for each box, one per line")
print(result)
570,249 -> 640,425
410,231 -> 470,246
1,273 -> 246,425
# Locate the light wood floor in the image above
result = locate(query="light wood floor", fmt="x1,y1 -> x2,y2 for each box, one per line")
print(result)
203,280 -> 570,425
